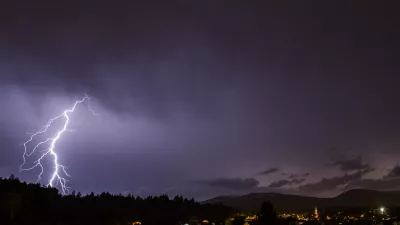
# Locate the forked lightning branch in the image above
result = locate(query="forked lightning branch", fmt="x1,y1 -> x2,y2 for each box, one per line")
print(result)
20,94 -> 97,195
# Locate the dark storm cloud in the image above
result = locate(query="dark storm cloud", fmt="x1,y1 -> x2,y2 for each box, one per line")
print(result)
268,178 -> 305,188
383,165 -> 400,179
259,168 -> 279,176
196,178 -> 259,191
0,0 -> 399,199
300,175 -> 356,192
345,178 -> 400,191
299,168 -> 374,192
286,173 -> 310,179
342,165 -> 400,191
268,180 -> 291,188
331,156 -> 369,172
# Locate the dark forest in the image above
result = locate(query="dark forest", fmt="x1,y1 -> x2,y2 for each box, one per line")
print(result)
0,175 -> 233,225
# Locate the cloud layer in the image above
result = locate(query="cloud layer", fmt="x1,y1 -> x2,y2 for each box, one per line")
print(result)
0,1 -> 399,199
259,168 -> 279,176
195,178 -> 259,191
332,156 -> 370,172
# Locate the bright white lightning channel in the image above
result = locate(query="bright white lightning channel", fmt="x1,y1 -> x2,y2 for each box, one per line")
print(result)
20,94 -> 97,194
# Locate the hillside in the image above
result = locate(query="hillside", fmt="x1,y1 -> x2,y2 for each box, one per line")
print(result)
203,189 -> 400,212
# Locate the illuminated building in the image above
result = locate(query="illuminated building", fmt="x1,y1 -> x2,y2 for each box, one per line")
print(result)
326,215 -> 331,220
314,206 -> 319,220
245,215 -> 258,222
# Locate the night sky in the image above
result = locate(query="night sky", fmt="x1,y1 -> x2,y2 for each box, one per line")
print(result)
1,1 -> 400,200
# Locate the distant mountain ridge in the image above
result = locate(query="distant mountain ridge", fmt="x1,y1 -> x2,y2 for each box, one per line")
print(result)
203,189 -> 400,212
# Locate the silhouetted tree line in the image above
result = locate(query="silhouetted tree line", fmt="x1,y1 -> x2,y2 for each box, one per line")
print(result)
0,175 -> 233,225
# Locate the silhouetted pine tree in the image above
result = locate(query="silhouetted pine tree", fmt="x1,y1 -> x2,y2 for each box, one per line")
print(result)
0,175 -> 233,225
258,201 -> 278,225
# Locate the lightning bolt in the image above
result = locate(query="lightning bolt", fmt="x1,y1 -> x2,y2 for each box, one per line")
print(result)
20,94 -> 97,194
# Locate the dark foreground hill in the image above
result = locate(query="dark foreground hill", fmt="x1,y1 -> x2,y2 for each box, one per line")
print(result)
203,189 -> 400,212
